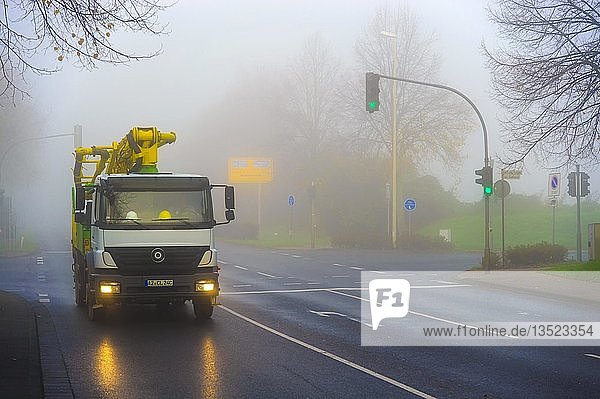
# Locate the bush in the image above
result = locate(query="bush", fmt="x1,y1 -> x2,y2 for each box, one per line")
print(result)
505,242 -> 567,268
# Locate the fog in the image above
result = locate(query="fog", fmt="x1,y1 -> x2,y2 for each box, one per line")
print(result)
1,0 -> 595,249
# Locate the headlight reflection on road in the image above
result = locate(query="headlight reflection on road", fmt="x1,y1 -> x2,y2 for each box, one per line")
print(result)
96,337 -> 121,392
201,336 -> 219,398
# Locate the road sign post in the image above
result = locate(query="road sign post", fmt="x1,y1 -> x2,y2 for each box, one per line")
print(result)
494,179 -> 511,268
404,198 -> 416,238
288,194 -> 295,239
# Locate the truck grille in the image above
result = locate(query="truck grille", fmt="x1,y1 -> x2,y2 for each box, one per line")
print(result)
105,246 -> 209,275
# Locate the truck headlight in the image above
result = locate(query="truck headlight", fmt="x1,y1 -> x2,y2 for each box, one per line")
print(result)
195,280 -> 215,292
102,251 -> 117,267
99,282 -> 121,294
198,250 -> 214,266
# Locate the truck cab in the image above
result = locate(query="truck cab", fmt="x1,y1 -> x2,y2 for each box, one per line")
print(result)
73,173 -> 234,320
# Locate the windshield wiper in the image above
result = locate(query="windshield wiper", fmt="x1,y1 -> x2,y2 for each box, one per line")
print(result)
150,217 -> 197,227
107,218 -> 150,229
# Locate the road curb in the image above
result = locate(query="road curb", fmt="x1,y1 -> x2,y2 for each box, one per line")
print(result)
33,302 -> 74,399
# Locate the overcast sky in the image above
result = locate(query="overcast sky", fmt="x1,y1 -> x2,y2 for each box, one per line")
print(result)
9,0 -> 594,223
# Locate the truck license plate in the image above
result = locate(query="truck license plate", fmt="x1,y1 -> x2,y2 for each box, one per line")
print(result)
145,279 -> 174,287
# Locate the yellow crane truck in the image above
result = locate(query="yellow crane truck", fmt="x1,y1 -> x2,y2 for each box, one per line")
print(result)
72,127 -> 235,320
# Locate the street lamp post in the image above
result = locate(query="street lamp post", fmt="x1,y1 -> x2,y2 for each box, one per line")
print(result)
381,30 -> 399,249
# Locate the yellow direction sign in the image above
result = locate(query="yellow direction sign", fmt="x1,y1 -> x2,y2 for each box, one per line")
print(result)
228,158 -> 273,183
501,169 -> 522,179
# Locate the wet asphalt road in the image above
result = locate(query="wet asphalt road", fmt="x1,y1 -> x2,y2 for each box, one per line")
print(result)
1,242 -> 599,398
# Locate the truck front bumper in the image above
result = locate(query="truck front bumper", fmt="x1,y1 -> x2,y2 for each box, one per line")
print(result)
88,270 -> 219,305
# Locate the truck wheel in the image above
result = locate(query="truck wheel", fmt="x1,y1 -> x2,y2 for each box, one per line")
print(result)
193,299 -> 213,320
86,289 -> 102,321
75,281 -> 85,307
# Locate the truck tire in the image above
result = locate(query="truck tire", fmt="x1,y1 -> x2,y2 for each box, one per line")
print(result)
75,281 -> 85,307
86,288 -> 102,321
193,299 -> 213,320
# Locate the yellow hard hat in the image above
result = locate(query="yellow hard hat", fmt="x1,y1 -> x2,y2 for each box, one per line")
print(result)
158,209 -> 172,219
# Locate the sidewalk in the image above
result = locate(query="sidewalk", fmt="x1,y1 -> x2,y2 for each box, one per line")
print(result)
458,270 -> 600,304
0,291 -> 42,398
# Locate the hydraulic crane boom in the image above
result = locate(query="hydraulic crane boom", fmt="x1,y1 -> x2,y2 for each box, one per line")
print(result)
73,126 -> 176,187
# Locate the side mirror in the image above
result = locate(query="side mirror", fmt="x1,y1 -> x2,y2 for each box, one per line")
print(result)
75,186 -> 85,211
225,209 -> 235,221
225,186 -> 235,210
74,211 -> 85,224
84,202 -> 92,226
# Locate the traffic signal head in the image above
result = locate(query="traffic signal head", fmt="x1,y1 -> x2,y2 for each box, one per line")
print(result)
365,72 -> 380,113
581,172 -> 590,197
567,172 -> 577,197
475,166 -> 493,196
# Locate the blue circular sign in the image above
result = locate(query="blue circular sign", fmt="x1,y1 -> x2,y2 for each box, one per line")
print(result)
404,198 -> 416,212
288,195 -> 295,207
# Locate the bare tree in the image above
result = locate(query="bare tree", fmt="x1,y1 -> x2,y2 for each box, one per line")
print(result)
485,0 -> 600,167
1,0 -> 169,102
285,33 -> 341,162
350,5 -> 472,176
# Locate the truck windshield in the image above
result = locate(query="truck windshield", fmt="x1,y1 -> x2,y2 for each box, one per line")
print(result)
100,190 -> 214,229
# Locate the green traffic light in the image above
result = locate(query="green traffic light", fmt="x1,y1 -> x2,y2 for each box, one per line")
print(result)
368,101 -> 378,110
484,186 -> 493,195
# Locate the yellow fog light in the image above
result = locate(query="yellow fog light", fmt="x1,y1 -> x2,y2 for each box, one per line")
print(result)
99,282 -> 121,294
195,281 -> 215,292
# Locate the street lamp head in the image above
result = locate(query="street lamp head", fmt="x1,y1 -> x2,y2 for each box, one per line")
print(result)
380,30 -> 397,38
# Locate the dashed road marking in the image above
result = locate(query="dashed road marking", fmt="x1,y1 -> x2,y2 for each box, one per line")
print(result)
283,282 -> 302,286
234,265 -> 248,271
38,298 -> 50,303
36,257 -> 44,265
257,271 -> 278,278
219,305 -> 436,399
307,282 -> 321,285
38,293 -> 49,297
332,263 -> 347,267
291,255 -> 302,258
350,266 -> 364,270
219,261 -> 229,265
584,353 -> 600,360
232,284 -> 252,288
331,275 -> 350,278
432,280 -> 456,285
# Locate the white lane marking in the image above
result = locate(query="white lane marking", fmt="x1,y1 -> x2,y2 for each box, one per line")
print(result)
234,265 -> 248,271
280,253 -> 290,256
584,353 -> 600,360
232,284 -> 252,288
44,251 -> 70,254
283,282 -> 302,286
38,293 -> 49,297
219,261 -> 229,265
257,271 -> 278,278
219,305 -> 436,399
307,282 -> 321,285
325,290 -> 507,336
36,257 -> 44,265
4,288 -> 24,292
372,271 -> 386,275
331,275 -> 350,278
309,310 -> 373,328
350,267 -> 364,270
38,298 -> 50,303
221,284 -> 470,296
332,263 -> 347,267
221,287 -> 363,295
432,280 -> 456,285
291,255 -> 302,258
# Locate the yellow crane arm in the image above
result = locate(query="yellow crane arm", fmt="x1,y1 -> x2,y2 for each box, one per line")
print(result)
73,127 -> 176,186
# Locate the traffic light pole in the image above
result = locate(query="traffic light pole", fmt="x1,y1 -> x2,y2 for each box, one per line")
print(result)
378,75 -> 491,267
576,164 -> 582,262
